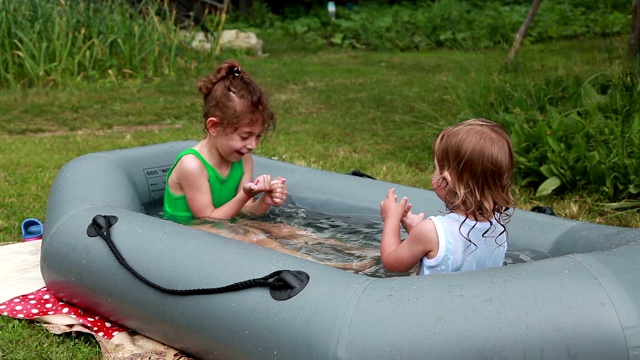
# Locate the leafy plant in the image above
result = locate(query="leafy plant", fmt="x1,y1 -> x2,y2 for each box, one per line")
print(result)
483,69 -> 640,203
227,0 -> 629,52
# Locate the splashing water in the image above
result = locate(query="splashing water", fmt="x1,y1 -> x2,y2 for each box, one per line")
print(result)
147,203 -> 547,277
246,205 -> 398,277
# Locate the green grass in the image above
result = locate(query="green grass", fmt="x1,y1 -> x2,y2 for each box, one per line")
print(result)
1,40 -> 639,358
0,319 -> 102,359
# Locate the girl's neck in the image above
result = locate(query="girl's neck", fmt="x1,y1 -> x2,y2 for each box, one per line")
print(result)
451,210 -> 492,222
195,140 -> 231,173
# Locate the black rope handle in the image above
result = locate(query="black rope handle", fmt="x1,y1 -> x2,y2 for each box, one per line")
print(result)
347,169 -> 376,180
87,215 -> 309,300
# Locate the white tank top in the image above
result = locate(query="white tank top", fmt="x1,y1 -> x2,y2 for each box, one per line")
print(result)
418,213 -> 507,275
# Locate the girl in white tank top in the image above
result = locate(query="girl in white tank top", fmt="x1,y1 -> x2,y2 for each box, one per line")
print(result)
380,119 -> 514,275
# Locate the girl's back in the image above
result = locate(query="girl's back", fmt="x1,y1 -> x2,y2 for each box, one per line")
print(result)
418,213 -> 507,275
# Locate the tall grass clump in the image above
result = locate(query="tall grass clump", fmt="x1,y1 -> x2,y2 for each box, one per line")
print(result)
463,66 -> 640,205
0,0 -> 217,88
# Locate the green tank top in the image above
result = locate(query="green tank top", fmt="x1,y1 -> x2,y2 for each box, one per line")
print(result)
163,148 -> 244,224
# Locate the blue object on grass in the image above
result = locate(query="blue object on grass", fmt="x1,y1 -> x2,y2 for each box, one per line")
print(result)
21,218 -> 43,240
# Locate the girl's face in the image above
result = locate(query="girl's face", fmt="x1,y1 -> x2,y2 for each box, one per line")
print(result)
214,119 -> 264,162
431,159 -> 447,202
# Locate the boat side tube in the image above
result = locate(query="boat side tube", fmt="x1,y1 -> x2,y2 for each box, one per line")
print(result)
41,141 -> 640,359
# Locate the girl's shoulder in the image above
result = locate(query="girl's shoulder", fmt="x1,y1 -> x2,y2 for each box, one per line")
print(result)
412,216 -> 438,237
175,151 -> 208,176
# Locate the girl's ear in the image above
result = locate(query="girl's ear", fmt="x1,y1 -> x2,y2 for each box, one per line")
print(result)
205,117 -> 220,136
441,170 -> 452,186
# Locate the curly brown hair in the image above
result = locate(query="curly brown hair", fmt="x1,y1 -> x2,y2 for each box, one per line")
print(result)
197,59 -> 275,137
433,118 -> 515,231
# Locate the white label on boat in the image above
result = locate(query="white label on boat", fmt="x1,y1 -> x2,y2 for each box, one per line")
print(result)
143,165 -> 172,201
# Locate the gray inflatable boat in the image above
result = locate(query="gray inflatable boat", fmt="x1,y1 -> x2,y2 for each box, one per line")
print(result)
41,141 -> 640,359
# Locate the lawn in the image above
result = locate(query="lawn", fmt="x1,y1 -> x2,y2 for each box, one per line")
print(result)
0,39 -> 638,358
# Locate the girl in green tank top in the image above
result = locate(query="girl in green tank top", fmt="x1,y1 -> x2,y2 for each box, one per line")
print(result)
162,59 -> 374,273
163,59 -> 284,223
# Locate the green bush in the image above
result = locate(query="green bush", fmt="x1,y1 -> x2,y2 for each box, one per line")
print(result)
232,0 -> 629,52
472,69 -> 640,202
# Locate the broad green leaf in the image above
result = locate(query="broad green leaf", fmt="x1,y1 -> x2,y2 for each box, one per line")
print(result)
536,176 -> 562,197
547,137 -> 562,153
540,164 -> 555,178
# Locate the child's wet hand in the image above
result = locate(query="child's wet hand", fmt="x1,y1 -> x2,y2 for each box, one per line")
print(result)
263,177 -> 288,206
254,174 -> 271,189
403,210 -> 424,224
243,174 -> 272,196
402,202 -> 413,217
380,188 -> 407,222
401,210 -> 425,233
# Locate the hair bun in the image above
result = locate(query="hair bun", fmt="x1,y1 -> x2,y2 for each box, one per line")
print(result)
198,76 -> 214,96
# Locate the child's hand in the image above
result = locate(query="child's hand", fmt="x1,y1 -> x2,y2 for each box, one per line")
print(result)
262,176 -> 288,207
380,188 -> 409,223
243,174 -> 272,197
401,209 -> 425,233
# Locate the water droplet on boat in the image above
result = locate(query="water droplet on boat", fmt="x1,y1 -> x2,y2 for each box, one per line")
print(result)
564,270 -> 569,274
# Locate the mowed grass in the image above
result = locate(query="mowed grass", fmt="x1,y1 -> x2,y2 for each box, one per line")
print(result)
0,40 -> 638,358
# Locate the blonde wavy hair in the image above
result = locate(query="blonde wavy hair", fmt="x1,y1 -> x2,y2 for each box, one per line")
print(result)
433,118 -> 514,233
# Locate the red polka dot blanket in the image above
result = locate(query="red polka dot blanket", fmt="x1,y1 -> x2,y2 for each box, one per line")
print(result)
0,240 -> 195,359
1,286 -> 126,340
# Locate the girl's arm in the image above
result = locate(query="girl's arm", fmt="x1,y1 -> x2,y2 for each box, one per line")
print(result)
380,188 -> 437,272
174,155 -> 254,220
237,155 -> 288,215
382,220 -> 439,272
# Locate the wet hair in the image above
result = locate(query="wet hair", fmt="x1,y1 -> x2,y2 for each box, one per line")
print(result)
197,59 -> 275,137
433,118 -> 515,247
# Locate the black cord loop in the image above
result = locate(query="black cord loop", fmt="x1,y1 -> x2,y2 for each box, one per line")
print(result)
87,214 -> 309,300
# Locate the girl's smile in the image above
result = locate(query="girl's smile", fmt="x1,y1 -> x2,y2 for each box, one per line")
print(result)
214,120 -> 265,162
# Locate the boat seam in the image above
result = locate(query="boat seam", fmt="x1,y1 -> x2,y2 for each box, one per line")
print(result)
565,253 -> 630,360
334,278 -> 376,359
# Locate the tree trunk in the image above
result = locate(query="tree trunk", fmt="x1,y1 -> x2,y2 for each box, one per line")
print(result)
505,0 -> 544,65
631,0 -> 640,59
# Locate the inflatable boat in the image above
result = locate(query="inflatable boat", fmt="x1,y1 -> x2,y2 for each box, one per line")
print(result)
41,141 -> 640,359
